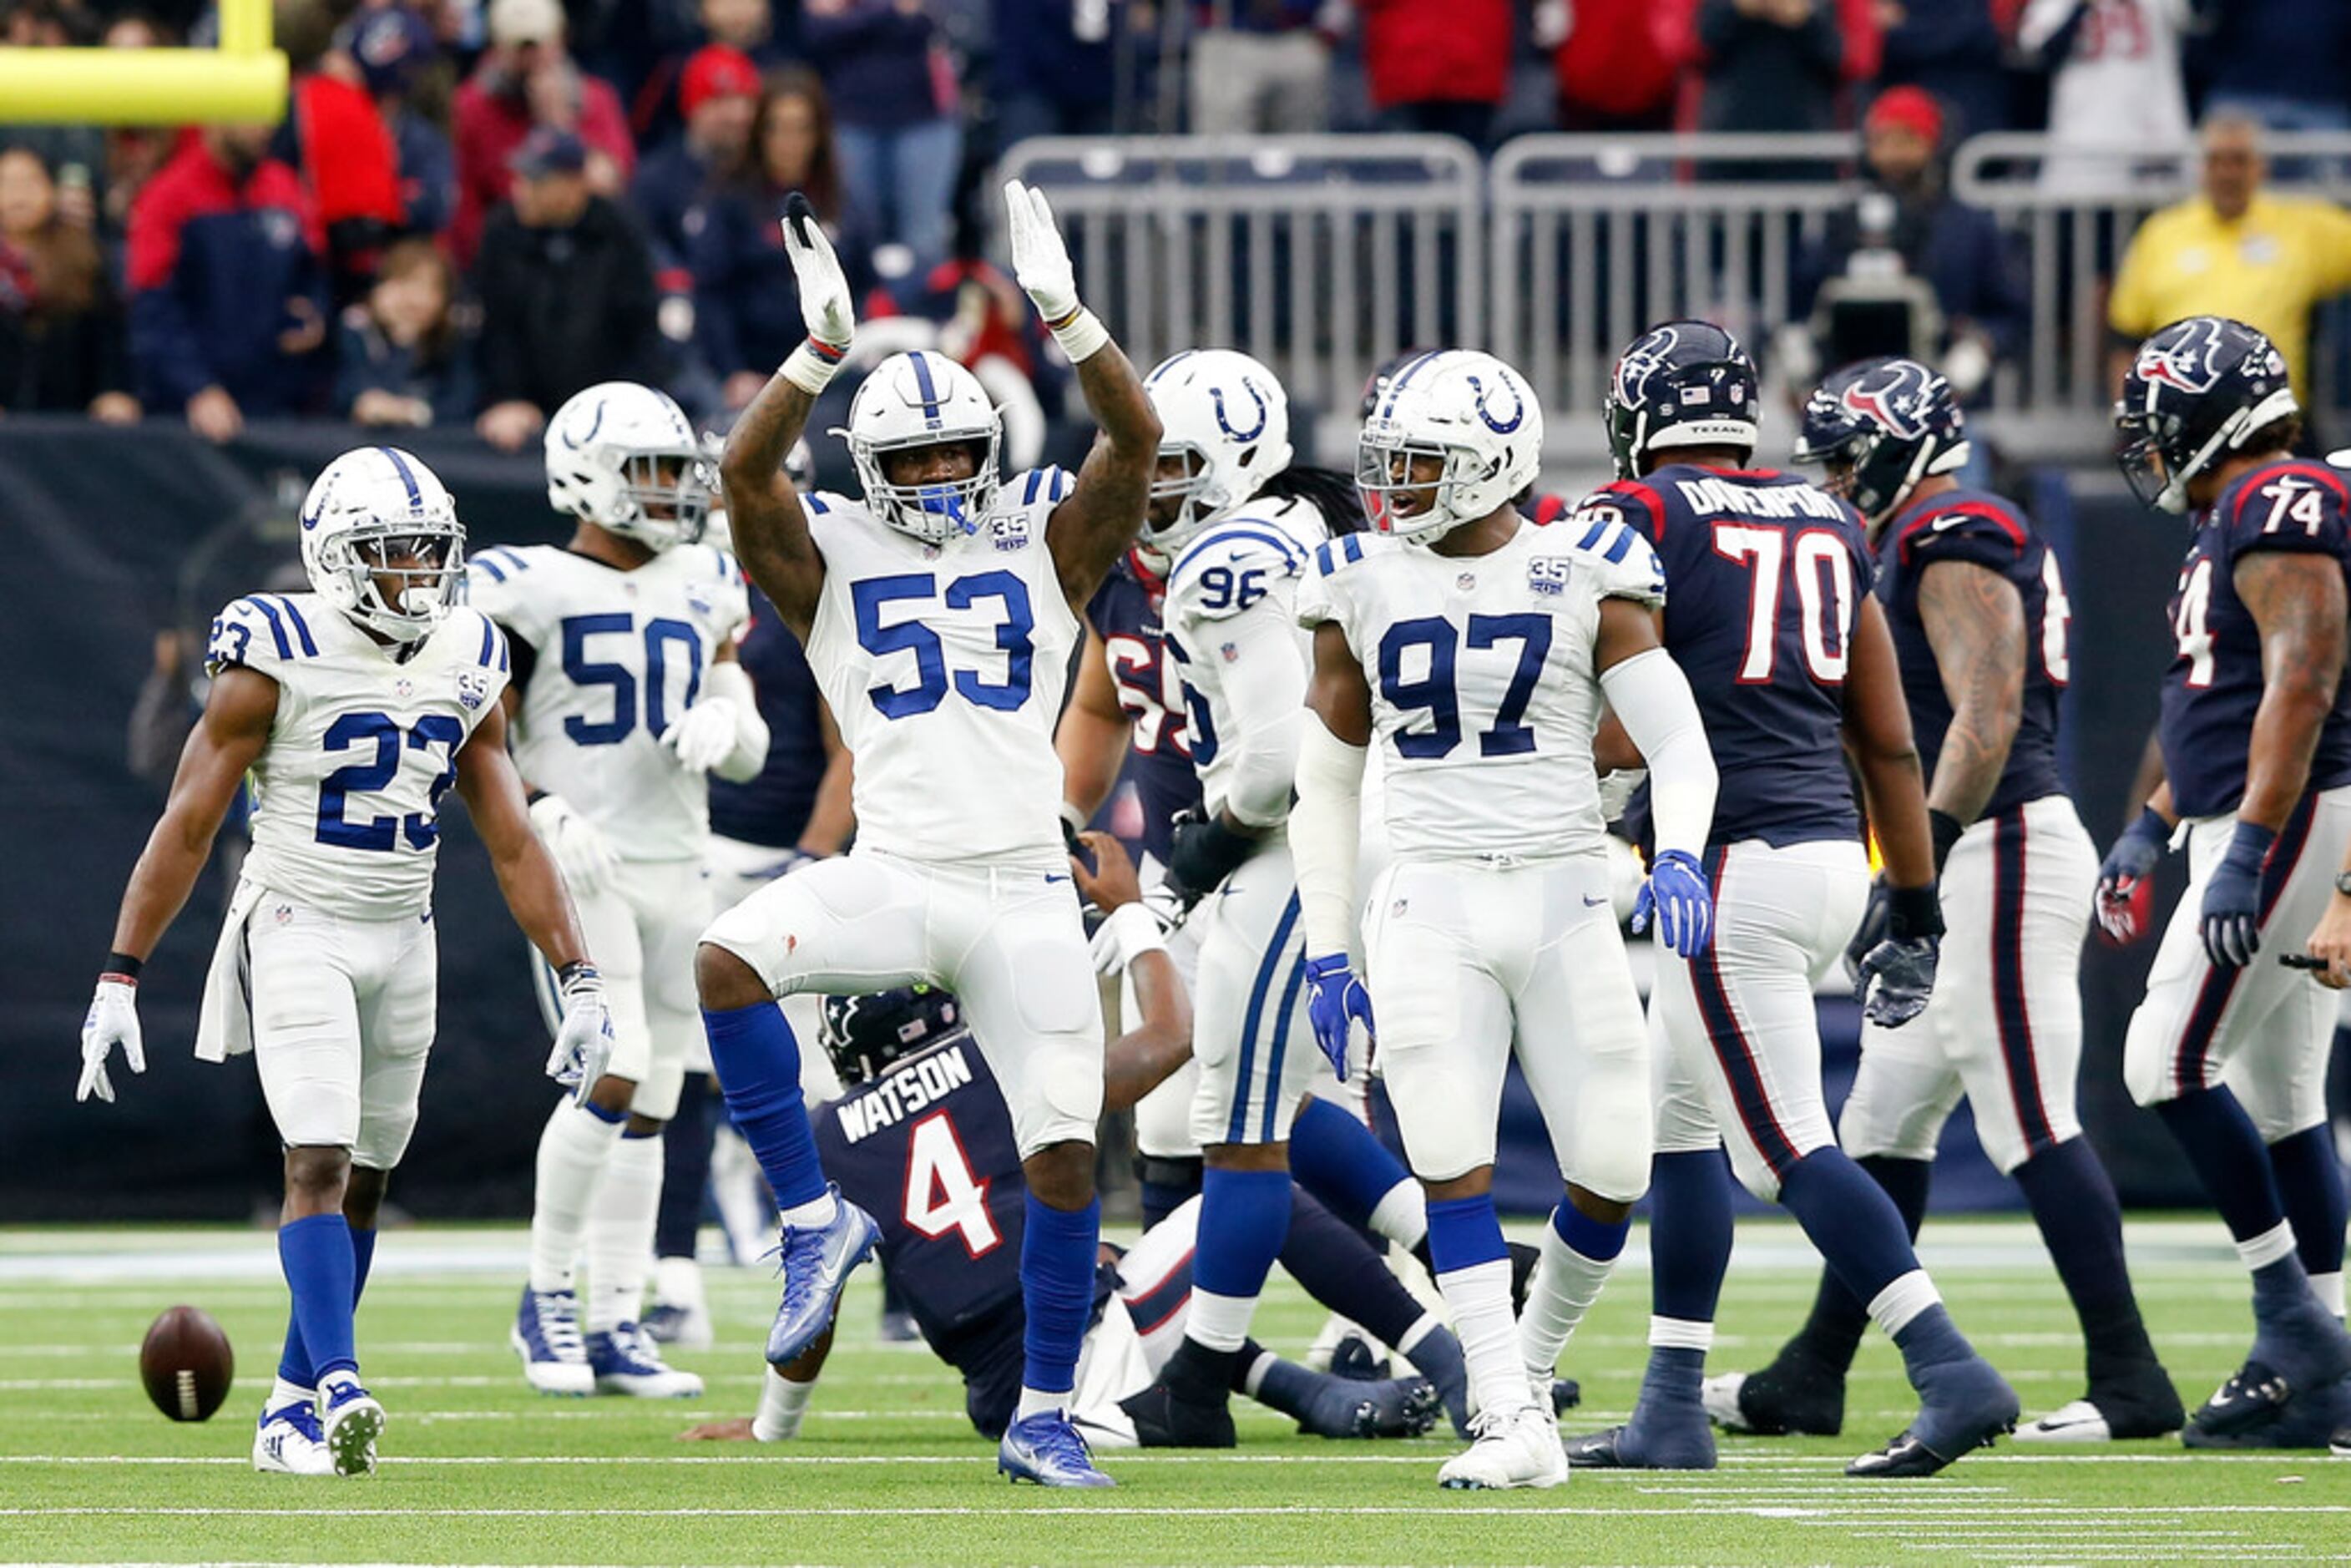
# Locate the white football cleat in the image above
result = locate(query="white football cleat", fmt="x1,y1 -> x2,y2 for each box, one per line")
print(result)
587,1323 -> 705,1398
1701,1371 -> 1755,1433
513,1286 -> 596,1396
1437,1403 -> 1569,1490
2015,1399 -> 2115,1443
318,1375 -> 385,1478
252,1397 -> 335,1474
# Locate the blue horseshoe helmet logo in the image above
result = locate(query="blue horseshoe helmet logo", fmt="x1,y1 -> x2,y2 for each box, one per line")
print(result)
1466,373 -> 1524,434
1210,378 -> 1270,442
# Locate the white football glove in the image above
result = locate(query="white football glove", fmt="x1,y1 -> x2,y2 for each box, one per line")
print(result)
528,794 -> 618,896
1088,901 -> 1170,978
78,976 -> 145,1104
781,190 -> 855,349
547,963 -> 616,1105
660,698 -> 742,776
1004,180 -> 1079,323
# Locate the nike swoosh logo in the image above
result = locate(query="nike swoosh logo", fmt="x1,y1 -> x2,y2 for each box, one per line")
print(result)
1044,874 -> 1071,885
1930,513 -> 1969,532
1582,893 -> 1609,907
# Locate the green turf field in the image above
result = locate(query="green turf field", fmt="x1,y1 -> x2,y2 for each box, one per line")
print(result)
0,1219 -> 2343,1567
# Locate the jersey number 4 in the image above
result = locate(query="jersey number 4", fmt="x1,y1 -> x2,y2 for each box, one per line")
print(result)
854,572 -> 1035,718
902,1110 -> 1002,1257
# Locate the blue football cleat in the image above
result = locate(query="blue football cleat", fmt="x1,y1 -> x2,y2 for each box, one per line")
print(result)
2198,1292 -> 2351,1436
999,1410 -> 1116,1487
512,1286 -> 595,1396
585,1323 -> 704,1399
2185,1372 -> 2351,1450
319,1376 -> 385,1478
1848,1353 -> 2017,1478
764,1188 -> 881,1368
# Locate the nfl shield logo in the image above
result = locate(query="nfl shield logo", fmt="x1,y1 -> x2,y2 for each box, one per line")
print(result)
1220,641 -> 1240,663
1456,573 -> 1476,591
395,678 -> 414,699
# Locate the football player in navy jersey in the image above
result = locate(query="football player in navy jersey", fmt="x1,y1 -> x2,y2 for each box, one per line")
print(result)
1708,357 -> 2182,1445
2097,316 -> 2351,1449
1557,323 -> 2017,1478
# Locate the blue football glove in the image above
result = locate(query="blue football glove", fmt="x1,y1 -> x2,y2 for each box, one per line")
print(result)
2200,822 -> 2275,969
1303,953 -> 1374,1082
2094,805 -> 2172,946
1632,848 -> 1714,959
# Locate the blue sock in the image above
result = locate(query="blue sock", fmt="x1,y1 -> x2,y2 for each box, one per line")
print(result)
2268,1125 -> 2348,1282
1194,1167 -> 1292,1299
1551,1198 -> 1630,1259
1891,1302 -> 1973,1376
1278,1190 -> 1430,1352
1787,1154 -> 1931,1373
2156,1087 -> 2288,1245
1781,1148 -> 1923,1308
276,1222 -> 382,1389
701,1003 -> 827,1211
2013,1139 -> 2160,1377
1425,1193 -> 1508,1274
351,1226 -> 377,1303
1646,1151 -> 1732,1324
1287,1099 -> 1413,1228
278,1214 -> 357,1383
1019,1194 -> 1100,1395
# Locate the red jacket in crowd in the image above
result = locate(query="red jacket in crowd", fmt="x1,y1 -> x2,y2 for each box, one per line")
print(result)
1554,0 -> 1681,124
449,67 -> 635,265
1357,0 -> 1512,110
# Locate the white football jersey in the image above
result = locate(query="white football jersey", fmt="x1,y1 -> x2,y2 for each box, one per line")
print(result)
802,470 -> 1080,866
466,542 -> 751,862
1163,496 -> 1328,824
1293,517 -> 1666,863
205,591 -> 509,918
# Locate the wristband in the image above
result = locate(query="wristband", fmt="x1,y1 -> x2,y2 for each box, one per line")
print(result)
780,336 -> 847,396
1059,800 -> 1089,836
1927,809 -> 1964,874
1044,306 -> 1110,364
2130,803 -> 2172,847
104,952 -> 144,983
556,960 -> 600,992
1885,882 -> 1945,941
2222,819 -> 2278,873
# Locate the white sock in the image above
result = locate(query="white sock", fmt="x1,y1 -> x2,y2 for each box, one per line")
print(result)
780,1190 -> 838,1230
529,1100 -> 624,1294
269,1375 -> 312,1411
1518,1222 -> 1615,1380
753,1368 -> 817,1441
654,1253 -> 705,1313
1435,1257 -> 1532,1419
1649,1315 -> 1714,1353
1866,1267 -> 1942,1338
1184,1288 -> 1257,1353
1241,1349 -> 1277,1399
1368,1178 -> 1428,1251
1394,1309 -> 1442,1358
2309,1270 -> 2345,1318
1015,1385 -> 1067,1422
585,1130 -> 665,1333
2237,1220 -> 2298,1274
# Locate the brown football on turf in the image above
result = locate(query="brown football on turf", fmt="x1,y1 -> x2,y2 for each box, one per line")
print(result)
139,1305 -> 234,1422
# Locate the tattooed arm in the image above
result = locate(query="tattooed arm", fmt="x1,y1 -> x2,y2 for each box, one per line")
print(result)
1915,559 -> 2027,827
719,377 -> 826,640
2236,549 -> 2349,833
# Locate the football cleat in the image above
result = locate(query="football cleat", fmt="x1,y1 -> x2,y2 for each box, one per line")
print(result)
1400,1324 -> 1472,1439
999,1409 -> 1116,1487
1293,1375 -> 1441,1440
586,1323 -> 705,1398
2017,1369 -> 2182,1443
1564,1399 -> 1716,1470
1848,1354 -> 2017,1478
512,1286 -> 595,1396
2330,1423 -> 2350,1458
252,1397 -> 334,1475
1437,1404 -> 1569,1490
1118,1382 -> 1237,1448
765,1191 -> 881,1368
641,1300 -> 714,1352
2183,1373 -> 2351,1451
318,1375 -> 385,1478
1702,1347 -> 1847,1436
2199,1292 -> 2351,1436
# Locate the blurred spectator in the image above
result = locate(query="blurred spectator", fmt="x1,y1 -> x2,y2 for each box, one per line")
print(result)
1356,0 -> 1511,147
633,0 -> 795,149
2197,0 -> 2351,135
93,13 -> 179,245
281,5 -> 407,305
1785,87 -> 2025,401
2019,0 -> 2192,195
451,0 -> 637,265
702,0 -> 793,59
0,144 -> 136,419
1550,0 -> 1677,131
992,0 -> 1135,146
803,0 -> 961,275
690,68 -> 860,411
473,129 -> 665,451
1190,0 -> 1331,134
1871,0 -> 2006,141
1666,0 -> 1881,134
334,236 -> 474,427
633,44 -> 760,269
127,126 -> 327,442
344,4 -> 458,238
2108,114 -> 2351,404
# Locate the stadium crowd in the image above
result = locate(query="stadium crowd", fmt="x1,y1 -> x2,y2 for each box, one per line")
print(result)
0,0 -> 2347,443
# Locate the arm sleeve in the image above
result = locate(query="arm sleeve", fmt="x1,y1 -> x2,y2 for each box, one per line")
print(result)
1292,715 -> 1369,957
1600,646 -> 1716,859
1206,607 -> 1309,829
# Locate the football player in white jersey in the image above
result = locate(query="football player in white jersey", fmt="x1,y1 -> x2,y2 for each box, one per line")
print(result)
467,382 -> 766,1402
697,183 -> 1159,1488
76,448 -> 614,1478
1290,349 -> 1722,1490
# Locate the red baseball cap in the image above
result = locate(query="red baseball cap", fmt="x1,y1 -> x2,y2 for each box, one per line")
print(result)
1866,85 -> 1945,146
681,46 -> 761,119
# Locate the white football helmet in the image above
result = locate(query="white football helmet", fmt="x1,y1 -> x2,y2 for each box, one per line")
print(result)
1356,350 -> 1544,544
544,381 -> 711,550
1142,348 -> 1293,563
299,446 -> 466,645
838,350 -> 1002,544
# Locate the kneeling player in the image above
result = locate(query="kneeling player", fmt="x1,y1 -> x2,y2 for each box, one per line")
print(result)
77,448 -> 614,1476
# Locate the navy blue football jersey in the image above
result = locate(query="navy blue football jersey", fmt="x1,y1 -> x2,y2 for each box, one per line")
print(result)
1874,488 -> 2069,820
2161,458 -> 2351,819
1084,554 -> 1204,864
813,1039 -> 1027,1358
1590,465 -> 1872,849
708,584 -> 830,849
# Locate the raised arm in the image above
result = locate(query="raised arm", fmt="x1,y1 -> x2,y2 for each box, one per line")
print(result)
1000,180 -> 1161,609
1914,559 -> 2026,851
719,193 -> 854,640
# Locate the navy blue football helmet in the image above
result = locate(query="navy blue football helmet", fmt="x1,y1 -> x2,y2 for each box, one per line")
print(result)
1792,357 -> 1969,527
2116,316 -> 2298,514
1604,321 -> 1761,480
821,984 -> 968,1085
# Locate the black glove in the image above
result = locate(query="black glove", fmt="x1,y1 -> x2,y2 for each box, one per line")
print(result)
1855,882 -> 1944,1029
1165,808 -> 1256,908
1843,877 -> 1891,987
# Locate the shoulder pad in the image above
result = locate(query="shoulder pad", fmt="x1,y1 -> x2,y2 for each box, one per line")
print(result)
205,593 -> 321,677
1168,520 -> 1312,620
1307,530 -> 1373,581
2222,461 -> 2351,554
1009,467 -> 1074,513
1573,481 -> 1670,539
1895,496 -> 2030,569
1560,519 -> 1667,609
466,544 -> 541,587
